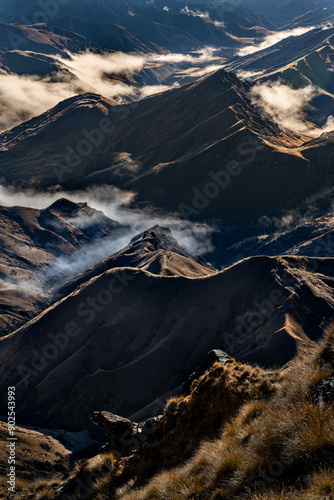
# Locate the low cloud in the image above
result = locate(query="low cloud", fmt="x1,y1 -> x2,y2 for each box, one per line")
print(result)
250,81 -> 334,137
55,51 -> 146,96
259,211 -> 312,232
0,49 -> 225,131
180,6 -> 225,28
0,73 -> 77,131
137,83 -> 178,98
110,152 -> 141,178
180,6 -> 210,20
0,52 -> 145,131
0,184 -> 215,257
235,69 -> 264,80
238,26 -> 315,57
147,47 -> 222,65
0,70 -> 145,132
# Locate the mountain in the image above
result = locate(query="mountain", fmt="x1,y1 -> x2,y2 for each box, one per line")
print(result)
0,50 -> 62,76
0,252 -> 334,431
49,12 -> 204,53
0,198 -> 125,335
0,68 -> 328,223
117,9 -> 240,51
3,0 -> 273,53
0,420 -> 71,482
230,0 -> 334,26
4,1 -> 220,53
53,225 -> 215,303
0,22 -> 99,54
267,0 -> 334,27
50,17 -> 164,53
226,26 -> 334,90
2,0 -> 126,23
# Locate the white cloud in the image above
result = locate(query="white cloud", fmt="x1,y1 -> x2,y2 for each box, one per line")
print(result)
138,84 -> 178,98
0,49 -> 226,131
0,52 -> 148,131
238,26 -> 315,57
55,51 -> 146,96
180,6 -> 225,28
235,69 -> 264,80
110,152 -> 141,178
250,81 -> 334,137
147,47 -> 221,65
180,6 -> 210,20
0,73 -> 75,131
0,184 -> 215,257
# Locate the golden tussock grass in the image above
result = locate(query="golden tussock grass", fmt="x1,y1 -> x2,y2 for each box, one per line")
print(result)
44,326 -> 334,500
119,325 -> 334,500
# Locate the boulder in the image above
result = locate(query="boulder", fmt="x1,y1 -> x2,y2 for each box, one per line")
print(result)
91,411 -> 164,456
311,374 -> 334,404
181,349 -> 234,395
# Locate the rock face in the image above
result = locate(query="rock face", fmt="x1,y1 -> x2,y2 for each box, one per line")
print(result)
91,412 -> 133,455
92,350 -> 234,456
181,349 -> 233,395
91,411 -> 164,457
311,374 -> 334,405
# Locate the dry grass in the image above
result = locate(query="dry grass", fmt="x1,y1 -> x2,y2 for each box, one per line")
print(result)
0,478 -> 62,500
127,360 -> 281,482
118,325 -> 334,500
29,326 -> 333,500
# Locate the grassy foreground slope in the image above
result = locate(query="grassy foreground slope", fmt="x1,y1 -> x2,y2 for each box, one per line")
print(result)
32,324 -> 334,500
120,328 -> 334,500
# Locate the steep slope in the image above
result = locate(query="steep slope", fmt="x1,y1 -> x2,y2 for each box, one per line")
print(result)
0,198 -> 125,335
0,255 -> 334,430
0,69 -> 318,222
116,328 -> 334,500
226,26 -> 334,82
0,420 -> 71,484
50,17 -> 164,53
0,22 -> 98,53
0,50 -> 61,76
53,225 -> 215,302
234,0 -> 334,26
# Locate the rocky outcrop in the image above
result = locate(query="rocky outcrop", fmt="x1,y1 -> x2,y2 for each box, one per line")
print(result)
92,350 -> 234,456
181,349 -> 234,395
91,411 -> 164,457
311,374 -> 334,405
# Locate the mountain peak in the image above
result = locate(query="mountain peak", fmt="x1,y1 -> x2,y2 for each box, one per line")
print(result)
47,198 -> 83,214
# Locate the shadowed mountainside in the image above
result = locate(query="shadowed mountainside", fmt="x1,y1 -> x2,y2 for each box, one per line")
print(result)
0,22 -> 99,54
1,68 -> 329,223
0,198 -> 125,335
0,253 -> 334,431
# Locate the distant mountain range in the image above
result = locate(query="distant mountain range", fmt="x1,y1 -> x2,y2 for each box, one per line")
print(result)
0,0 -> 272,54
1,67 -> 333,225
